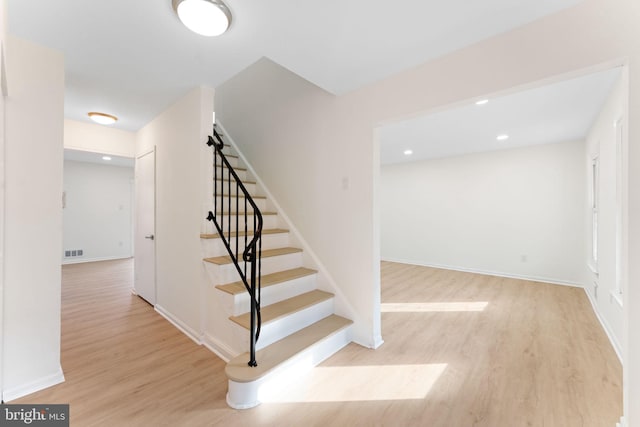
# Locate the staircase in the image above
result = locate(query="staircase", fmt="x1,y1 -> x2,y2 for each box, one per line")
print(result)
201,128 -> 353,409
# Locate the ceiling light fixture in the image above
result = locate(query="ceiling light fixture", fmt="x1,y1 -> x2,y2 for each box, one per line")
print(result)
88,112 -> 118,125
404,149 -> 413,155
496,134 -> 509,141
172,0 -> 232,37
475,99 -> 489,105
102,156 -> 112,161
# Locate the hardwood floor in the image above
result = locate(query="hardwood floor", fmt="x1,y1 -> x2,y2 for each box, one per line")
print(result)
13,259 -> 622,426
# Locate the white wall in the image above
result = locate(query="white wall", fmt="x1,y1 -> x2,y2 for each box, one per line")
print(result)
217,0 -> 640,421
3,35 -> 64,401
0,0 -> 7,402
63,160 -> 134,264
381,140 -> 586,285
215,59 -> 377,346
136,86 -> 213,339
585,73 -> 626,359
64,119 -> 135,157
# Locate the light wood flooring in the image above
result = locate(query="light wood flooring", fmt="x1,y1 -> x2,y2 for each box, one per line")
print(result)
13,259 -> 622,426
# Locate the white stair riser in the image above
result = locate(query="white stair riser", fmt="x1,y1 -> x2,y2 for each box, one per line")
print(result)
201,214 -> 277,235
201,232 -> 290,258
214,181 -> 257,196
259,252 -> 304,276
214,155 -> 240,168
217,274 -> 318,317
226,324 -> 352,409
211,197 -> 267,211
207,252 -> 302,283
232,298 -> 334,351
215,166 -> 247,181
204,252 -> 303,285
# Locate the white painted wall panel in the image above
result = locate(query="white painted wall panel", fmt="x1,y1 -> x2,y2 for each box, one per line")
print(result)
3,35 -> 64,400
62,160 -> 134,264
380,140 -> 586,285
64,119 -> 135,157
216,60 -> 376,347
135,86 -> 213,338
585,72 -> 626,358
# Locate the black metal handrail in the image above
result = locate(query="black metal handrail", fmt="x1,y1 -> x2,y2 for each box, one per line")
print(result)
206,125 -> 263,367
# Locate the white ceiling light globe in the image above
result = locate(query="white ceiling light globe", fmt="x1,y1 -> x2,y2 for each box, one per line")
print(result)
175,0 -> 231,37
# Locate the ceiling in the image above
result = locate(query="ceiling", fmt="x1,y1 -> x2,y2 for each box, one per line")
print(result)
7,0 -> 583,131
380,67 -> 621,165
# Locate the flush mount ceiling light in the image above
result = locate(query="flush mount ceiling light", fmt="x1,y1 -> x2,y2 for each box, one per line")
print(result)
88,112 -> 118,125
404,149 -> 413,156
475,99 -> 489,105
496,134 -> 510,141
102,156 -> 112,161
172,0 -> 232,37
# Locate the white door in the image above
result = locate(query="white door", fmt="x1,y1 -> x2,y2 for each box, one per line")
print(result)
135,149 -> 156,305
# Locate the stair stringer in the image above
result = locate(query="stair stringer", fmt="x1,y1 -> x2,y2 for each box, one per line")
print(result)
215,122 -> 367,347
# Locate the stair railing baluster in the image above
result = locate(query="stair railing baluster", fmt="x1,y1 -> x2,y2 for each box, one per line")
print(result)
235,182 -> 239,262
227,167 -> 231,242
244,198 -> 248,280
214,149 -> 218,220
220,156 -> 224,234
206,125 -> 263,367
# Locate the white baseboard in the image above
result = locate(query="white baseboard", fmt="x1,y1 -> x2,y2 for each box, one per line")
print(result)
382,257 -> 584,288
351,332 -> 385,350
583,289 -> 623,363
371,335 -> 385,349
62,255 -> 133,265
155,306 -> 242,363
155,305 -> 202,346
3,367 -> 65,402
202,333 -> 235,362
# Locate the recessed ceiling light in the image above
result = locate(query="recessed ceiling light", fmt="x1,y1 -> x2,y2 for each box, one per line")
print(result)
496,134 -> 509,141
404,149 -> 413,155
102,156 -> 112,161
88,112 -> 118,125
172,0 -> 232,37
475,99 -> 489,105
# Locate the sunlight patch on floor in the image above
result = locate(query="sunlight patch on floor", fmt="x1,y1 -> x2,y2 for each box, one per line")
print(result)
381,302 -> 488,312
260,363 -> 447,403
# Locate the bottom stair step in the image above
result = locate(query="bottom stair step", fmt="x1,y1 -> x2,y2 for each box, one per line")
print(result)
225,314 -> 353,409
226,314 -> 353,384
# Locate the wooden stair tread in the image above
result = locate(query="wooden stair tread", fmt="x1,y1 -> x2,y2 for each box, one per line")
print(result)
205,211 -> 277,216
217,194 -> 266,199
203,247 -> 302,265
225,314 -> 352,383
215,178 -> 257,185
229,289 -> 333,330
200,228 -> 288,240
216,165 -> 247,172
216,267 -> 317,295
